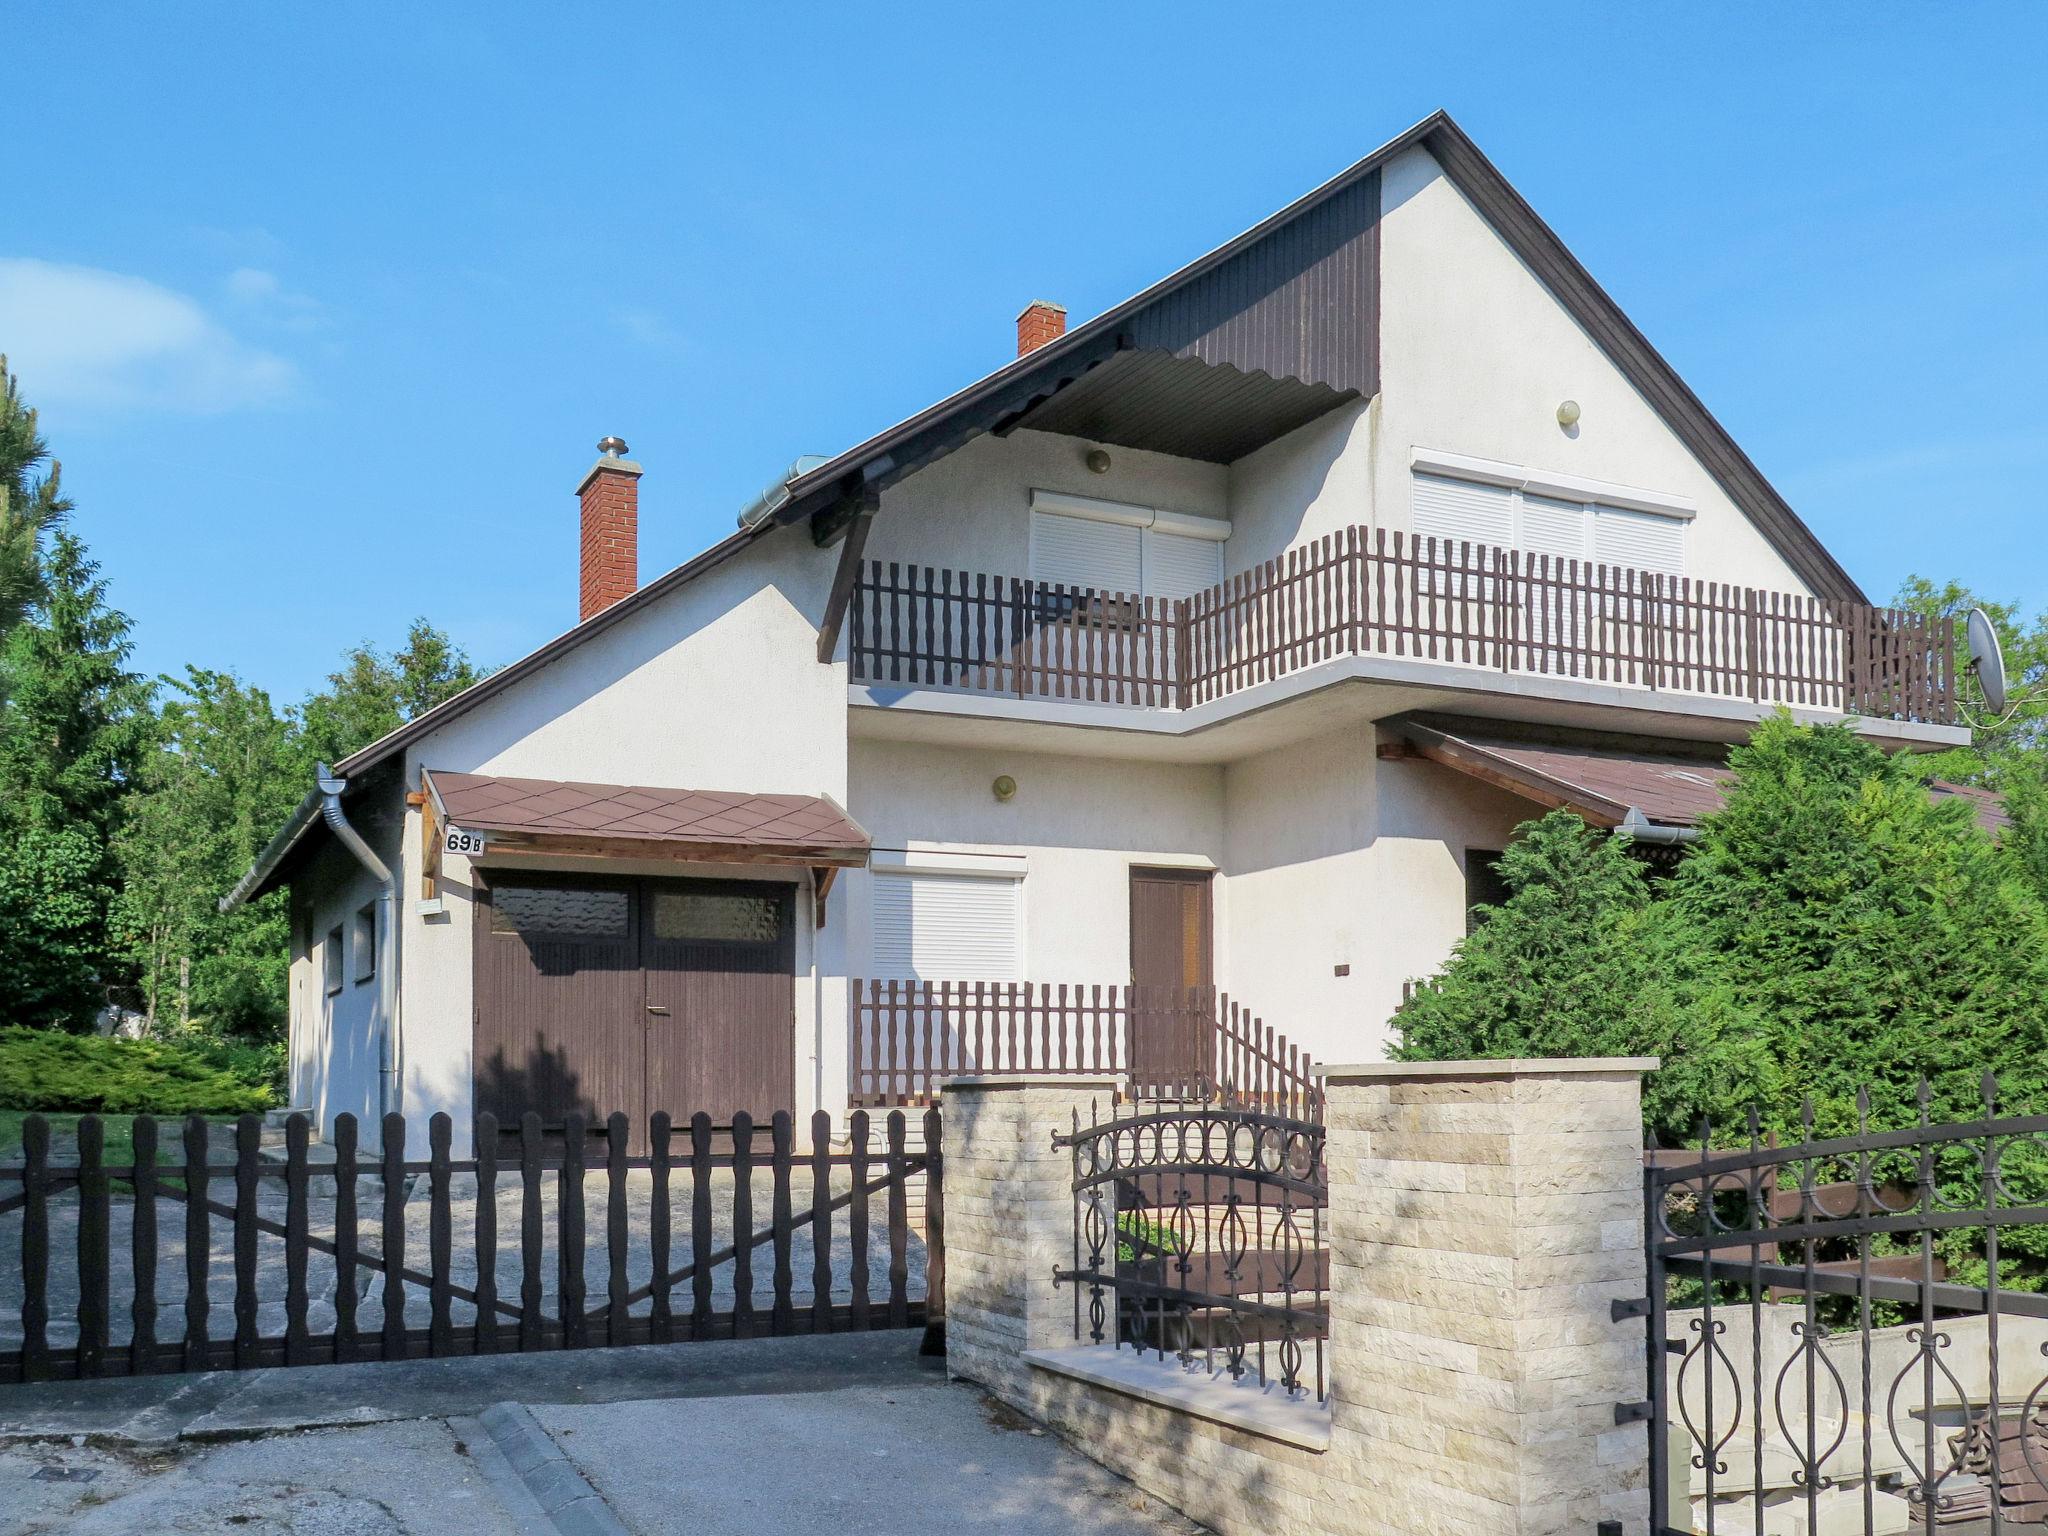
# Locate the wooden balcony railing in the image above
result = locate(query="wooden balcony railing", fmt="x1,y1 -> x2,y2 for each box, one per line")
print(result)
848,981 -> 1320,1121
847,528 -> 1958,725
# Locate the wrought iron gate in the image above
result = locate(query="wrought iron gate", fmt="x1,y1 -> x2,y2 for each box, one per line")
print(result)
1641,1079 -> 2048,1535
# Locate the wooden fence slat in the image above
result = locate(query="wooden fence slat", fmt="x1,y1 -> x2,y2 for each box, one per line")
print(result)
849,1110 -> 871,1330
921,1105 -> 944,1352
130,1115 -> 158,1374
284,1114 -> 311,1365
690,1112 -> 715,1336
770,1111 -> 795,1333
76,1115 -> 109,1376
649,1112 -> 672,1345
519,1114 -> 544,1352
886,1111 -> 909,1329
21,1115 -> 50,1380
381,1112 -> 407,1362
428,1113 -> 453,1356
333,1114 -> 360,1362
233,1114 -> 261,1369
559,1113 -> 587,1350
474,1112 -> 499,1354
811,1110 -> 834,1334
731,1111 -> 756,1339
605,1112 -> 630,1348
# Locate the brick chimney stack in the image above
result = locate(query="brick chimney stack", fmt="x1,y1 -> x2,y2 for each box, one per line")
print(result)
1016,301 -> 1067,357
578,436 -> 641,622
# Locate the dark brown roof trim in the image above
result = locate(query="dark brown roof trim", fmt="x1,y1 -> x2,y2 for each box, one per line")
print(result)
334,525 -> 763,778
775,110 -> 1863,603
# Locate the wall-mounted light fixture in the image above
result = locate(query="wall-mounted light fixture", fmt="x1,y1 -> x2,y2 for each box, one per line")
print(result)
1085,448 -> 1112,474
1556,400 -> 1582,429
992,774 -> 1017,802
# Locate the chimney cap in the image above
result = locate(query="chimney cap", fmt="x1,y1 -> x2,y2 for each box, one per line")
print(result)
597,435 -> 630,458
1014,300 -> 1066,322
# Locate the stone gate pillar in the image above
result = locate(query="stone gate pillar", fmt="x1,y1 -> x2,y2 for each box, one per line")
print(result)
1319,1057 -> 1657,1536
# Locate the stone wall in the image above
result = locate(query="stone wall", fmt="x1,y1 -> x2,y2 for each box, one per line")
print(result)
942,1059 -> 1658,1536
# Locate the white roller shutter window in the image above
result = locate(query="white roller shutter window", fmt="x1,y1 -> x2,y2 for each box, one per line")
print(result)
1139,528 -> 1225,601
1030,511 -> 1141,596
1517,494 -> 1589,567
1411,473 -> 1515,550
871,871 -> 1021,983
1592,504 -> 1685,577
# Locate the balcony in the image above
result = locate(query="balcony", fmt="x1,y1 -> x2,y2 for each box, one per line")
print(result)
846,528 -> 1958,728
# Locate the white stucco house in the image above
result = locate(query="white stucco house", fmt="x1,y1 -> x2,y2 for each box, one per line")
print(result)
226,110 -> 1968,1154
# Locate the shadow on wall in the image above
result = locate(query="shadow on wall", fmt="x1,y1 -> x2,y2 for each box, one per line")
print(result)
1225,397 -> 1369,572
475,1037 -> 588,1130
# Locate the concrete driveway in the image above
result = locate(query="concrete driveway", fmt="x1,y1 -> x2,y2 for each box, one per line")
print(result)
0,1334 -> 1202,1536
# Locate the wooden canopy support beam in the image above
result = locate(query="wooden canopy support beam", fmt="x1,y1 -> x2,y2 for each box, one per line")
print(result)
407,788 -> 443,899
812,865 -> 838,929
814,488 -> 879,664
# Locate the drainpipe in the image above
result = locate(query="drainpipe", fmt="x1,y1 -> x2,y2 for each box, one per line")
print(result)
1616,806 -> 1702,846
316,763 -> 402,1119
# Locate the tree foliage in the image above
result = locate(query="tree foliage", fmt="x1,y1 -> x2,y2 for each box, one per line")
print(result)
1396,716 -> 2048,1146
0,355 -> 71,648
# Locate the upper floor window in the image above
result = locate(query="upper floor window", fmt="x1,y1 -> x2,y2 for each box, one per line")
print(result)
1409,451 -> 1689,579
1028,489 -> 1228,602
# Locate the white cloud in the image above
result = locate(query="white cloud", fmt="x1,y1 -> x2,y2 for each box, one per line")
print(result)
225,266 -> 325,332
0,258 -> 298,414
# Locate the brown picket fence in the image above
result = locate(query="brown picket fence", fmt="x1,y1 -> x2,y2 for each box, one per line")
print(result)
1,1106 -> 940,1384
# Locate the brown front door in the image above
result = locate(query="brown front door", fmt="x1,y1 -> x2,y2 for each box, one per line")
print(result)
474,873 -> 796,1141
642,878 -> 796,1126
1128,867 -> 1215,1094
474,874 -> 646,1130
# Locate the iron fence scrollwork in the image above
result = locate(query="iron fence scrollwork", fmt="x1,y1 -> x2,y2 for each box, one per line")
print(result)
1642,1075 -> 2048,1536
1053,1100 -> 1327,1404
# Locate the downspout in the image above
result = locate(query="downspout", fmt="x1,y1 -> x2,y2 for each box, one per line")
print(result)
1616,807 -> 1702,846
316,763 -> 402,1119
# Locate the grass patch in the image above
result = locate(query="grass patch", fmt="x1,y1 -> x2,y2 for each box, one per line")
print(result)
0,1108 -> 216,1170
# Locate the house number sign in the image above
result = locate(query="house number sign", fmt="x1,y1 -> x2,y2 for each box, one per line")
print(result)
443,826 -> 490,857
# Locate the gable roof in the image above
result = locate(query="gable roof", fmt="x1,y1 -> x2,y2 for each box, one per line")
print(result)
332,109 -> 1861,784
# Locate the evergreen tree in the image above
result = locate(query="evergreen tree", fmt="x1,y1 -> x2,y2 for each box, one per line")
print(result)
0,355 -> 71,648
0,532 -> 152,1028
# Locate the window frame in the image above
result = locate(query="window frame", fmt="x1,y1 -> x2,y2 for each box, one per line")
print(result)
869,858 -> 1026,984
353,902 -> 377,985
324,924 -> 344,996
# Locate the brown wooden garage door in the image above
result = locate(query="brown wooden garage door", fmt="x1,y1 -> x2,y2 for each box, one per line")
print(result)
474,872 -> 796,1138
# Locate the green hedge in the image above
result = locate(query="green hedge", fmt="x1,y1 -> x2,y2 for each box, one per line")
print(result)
0,1030 -> 276,1116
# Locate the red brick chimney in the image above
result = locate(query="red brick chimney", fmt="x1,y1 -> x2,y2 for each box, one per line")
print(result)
1016,301 -> 1066,357
577,436 -> 641,622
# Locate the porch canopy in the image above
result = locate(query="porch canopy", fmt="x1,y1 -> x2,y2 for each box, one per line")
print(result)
1384,716 -> 2009,838
423,769 -> 871,871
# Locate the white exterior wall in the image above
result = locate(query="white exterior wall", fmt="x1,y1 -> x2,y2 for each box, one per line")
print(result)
1222,725 -> 1538,1065
844,738 -> 1225,987
863,428 -> 1230,578
1369,143 -> 1813,593
287,835 -> 393,1140
380,526 -> 846,1154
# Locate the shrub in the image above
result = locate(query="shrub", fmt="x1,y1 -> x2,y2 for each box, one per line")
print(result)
0,1029 -> 274,1115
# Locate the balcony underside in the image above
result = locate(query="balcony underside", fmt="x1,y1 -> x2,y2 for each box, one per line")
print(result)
849,651 -> 1969,767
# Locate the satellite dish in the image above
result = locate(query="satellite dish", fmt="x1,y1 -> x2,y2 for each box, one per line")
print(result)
1966,607 -> 2008,714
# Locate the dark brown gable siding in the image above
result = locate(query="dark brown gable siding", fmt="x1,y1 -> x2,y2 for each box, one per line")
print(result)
1128,169 -> 1380,397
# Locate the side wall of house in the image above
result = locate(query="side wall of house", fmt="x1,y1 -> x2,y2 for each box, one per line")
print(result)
369,525 -> 846,1154
286,814 -> 402,1141
1220,726 -> 1538,1063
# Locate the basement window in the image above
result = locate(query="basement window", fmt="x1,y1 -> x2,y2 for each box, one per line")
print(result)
353,903 -> 377,985
324,925 -> 344,995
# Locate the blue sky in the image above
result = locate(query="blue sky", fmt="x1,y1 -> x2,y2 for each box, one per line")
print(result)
5,4 -> 2045,703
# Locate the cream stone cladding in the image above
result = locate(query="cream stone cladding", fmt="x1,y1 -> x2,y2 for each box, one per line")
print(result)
383,524 -> 849,1157
942,1059 -> 1657,1536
